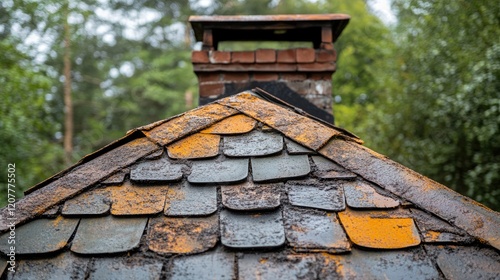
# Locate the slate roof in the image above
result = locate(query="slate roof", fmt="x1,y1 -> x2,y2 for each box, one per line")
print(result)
1,89 -> 499,279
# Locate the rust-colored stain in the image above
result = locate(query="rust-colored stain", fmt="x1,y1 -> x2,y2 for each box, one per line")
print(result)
167,133 -> 220,159
142,103 -> 238,146
217,92 -> 339,150
148,215 -> 218,254
338,208 -> 421,249
201,114 -> 257,134
109,182 -> 168,215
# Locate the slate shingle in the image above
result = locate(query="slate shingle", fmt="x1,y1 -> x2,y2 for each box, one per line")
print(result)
167,133 -> 220,159
223,130 -> 283,157
188,158 -> 248,184
170,249 -> 235,280
284,207 -> 350,253
71,216 -> 147,254
287,180 -> 345,211
148,215 -> 218,254
343,180 -> 399,209
164,182 -> 217,216
285,138 -> 314,154
109,182 -> 167,215
238,254 -> 318,280
12,252 -> 89,280
312,155 -> 356,179
0,216 -> 78,255
220,210 -> 285,249
130,157 -> 185,182
62,188 -> 110,216
221,181 -> 282,211
88,258 -> 163,280
252,153 -> 310,182
410,209 -> 474,243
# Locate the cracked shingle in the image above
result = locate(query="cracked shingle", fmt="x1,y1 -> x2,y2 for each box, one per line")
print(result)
343,181 -> 399,209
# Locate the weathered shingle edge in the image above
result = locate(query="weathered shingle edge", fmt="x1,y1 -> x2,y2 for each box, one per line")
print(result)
0,135 -> 160,233
319,139 -> 500,250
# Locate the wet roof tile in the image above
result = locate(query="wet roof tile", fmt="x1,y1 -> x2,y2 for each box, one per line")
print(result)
71,215 -> 147,254
431,246 -> 500,280
343,181 -> 399,209
109,182 -> 167,215
170,249 -> 235,280
188,158 -> 248,184
13,252 -> 89,280
285,138 -> 314,154
88,258 -> 163,280
312,155 -> 356,179
287,180 -> 345,211
0,216 -> 78,255
130,157 -> 185,183
164,182 -> 217,216
220,210 -> 285,249
223,130 -> 283,157
338,208 -> 421,249
410,209 -> 474,243
62,188 -> 110,216
251,153 -> 310,182
148,215 -> 218,254
167,133 -> 220,159
101,169 -> 128,184
284,207 -> 350,253
221,181 -> 282,211
321,248 -> 440,279
239,254 -> 318,280
201,114 -> 257,134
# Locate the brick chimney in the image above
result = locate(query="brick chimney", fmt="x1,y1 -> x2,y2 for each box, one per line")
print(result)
189,14 -> 350,123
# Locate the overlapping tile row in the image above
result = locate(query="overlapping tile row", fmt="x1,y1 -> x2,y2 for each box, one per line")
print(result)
1,114 -> 499,279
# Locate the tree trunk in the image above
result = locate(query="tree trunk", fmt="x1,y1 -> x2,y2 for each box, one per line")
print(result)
63,2 -> 73,166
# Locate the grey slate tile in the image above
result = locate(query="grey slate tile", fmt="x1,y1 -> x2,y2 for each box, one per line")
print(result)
130,157 -> 185,182
40,205 -> 60,218
220,210 -> 285,249
343,180 -> 399,209
221,181 -> 282,211
0,257 -> 8,277
252,153 -> 310,182
239,254 -> 318,280
62,188 -> 110,216
320,248 -> 441,280
170,249 -> 235,280
223,130 -> 283,157
188,158 -> 248,184
71,216 -> 147,255
287,180 -> 345,211
164,182 -> 217,216
285,138 -> 314,154
410,209 -> 475,243
430,246 -> 500,280
312,155 -> 356,179
88,258 -> 162,280
0,217 -> 78,255
11,252 -> 89,280
284,207 -> 350,253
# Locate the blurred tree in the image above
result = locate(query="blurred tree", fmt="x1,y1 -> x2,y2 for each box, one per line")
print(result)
370,0 -> 500,210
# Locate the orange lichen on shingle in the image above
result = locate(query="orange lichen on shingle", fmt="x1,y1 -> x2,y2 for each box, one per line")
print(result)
167,133 -> 220,159
148,215 -> 218,254
201,114 -> 257,134
109,182 -> 168,215
338,208 -> 421,249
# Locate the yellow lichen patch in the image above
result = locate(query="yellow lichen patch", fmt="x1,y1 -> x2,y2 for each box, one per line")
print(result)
166,133 -> 220,159
142,103 -> 238,146
109,182 -> 168,215
338,208 -> 421,249
148,215 -> 218,254
217,92 -> 339,150
201,114 -> 257,134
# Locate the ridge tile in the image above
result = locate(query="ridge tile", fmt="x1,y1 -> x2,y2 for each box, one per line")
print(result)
164,182 -> 217,216
167,133 -> 220,159
223,130 -> 283,157
130,157 -> 185,183
170,249 -> 235,280
284,207 -> 350,253
220,210 -> 285,249
71,215 -> 147,255
0,216 -> 78,255
287,180 -> 345,211
201,114 -> 257,134
148,215 -> 218,254
62,188 -> 110,216
188,158 -> 248,184
252,153 -> 310,182
221,181 -> 282,211
343,180 -> 399,209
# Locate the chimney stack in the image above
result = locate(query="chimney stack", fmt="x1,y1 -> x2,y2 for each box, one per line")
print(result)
189,14 -> 350,123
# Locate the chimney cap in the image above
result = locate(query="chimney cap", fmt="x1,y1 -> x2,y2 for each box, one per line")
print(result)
189,14 -> 350,49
